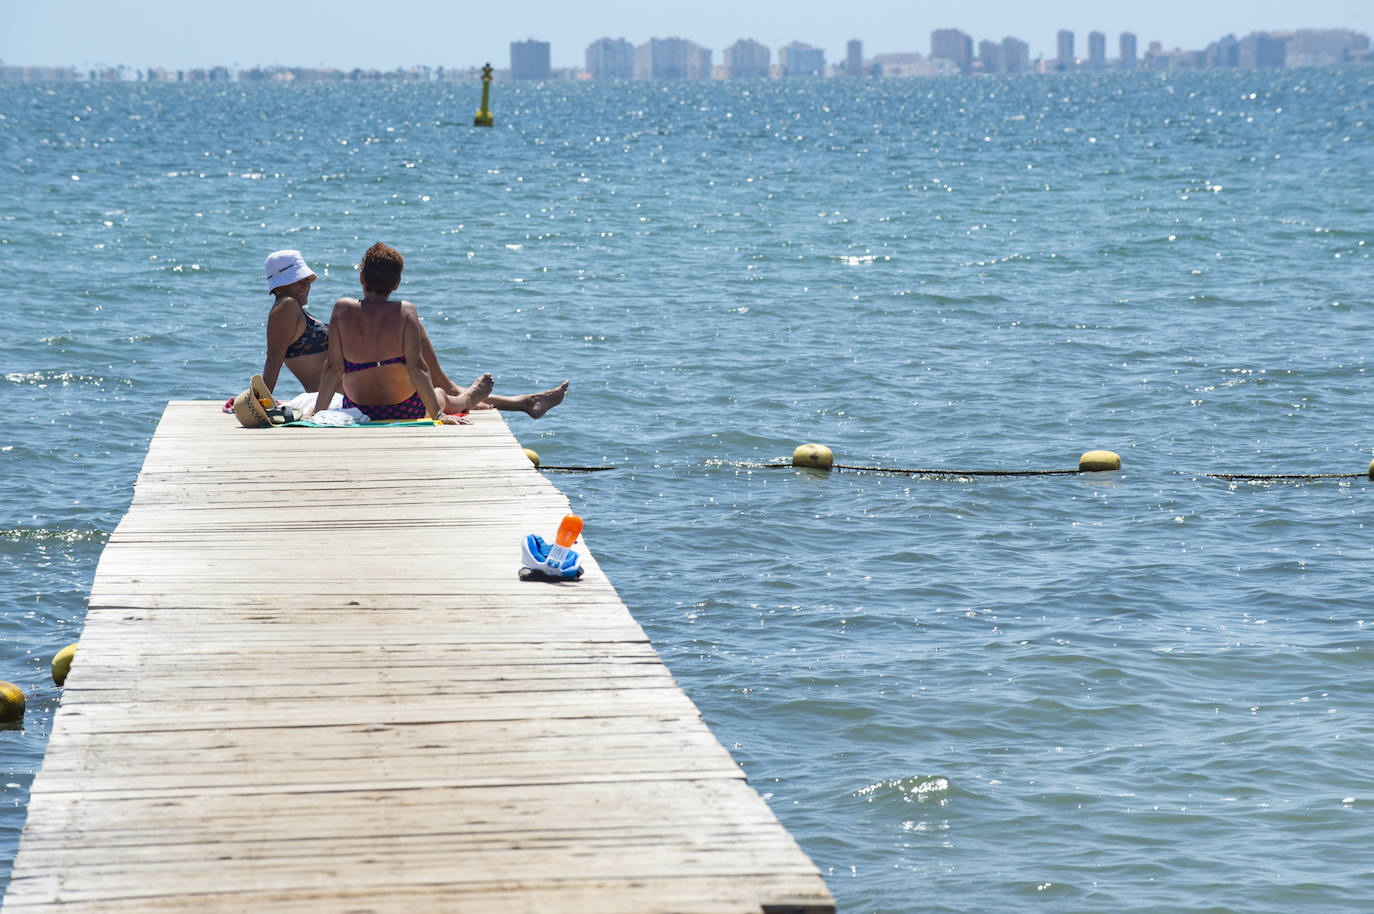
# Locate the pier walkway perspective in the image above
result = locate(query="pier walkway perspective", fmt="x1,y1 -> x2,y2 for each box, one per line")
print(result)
2,401 -> 834,913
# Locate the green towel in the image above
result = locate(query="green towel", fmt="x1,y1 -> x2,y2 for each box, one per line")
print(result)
283,418 -> 441,428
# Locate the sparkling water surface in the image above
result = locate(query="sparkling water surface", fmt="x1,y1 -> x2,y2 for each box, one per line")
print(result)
2,71 -> 1372,912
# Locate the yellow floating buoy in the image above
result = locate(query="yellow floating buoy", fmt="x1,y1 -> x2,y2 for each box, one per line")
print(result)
1368,458 -> 1373,479
474,63 -> 494,127
523,448 -> 541,467
0,682 -> 24,723
52,642 -> 77,687
1079,449 -> 1122,472
792,443 -> 834,471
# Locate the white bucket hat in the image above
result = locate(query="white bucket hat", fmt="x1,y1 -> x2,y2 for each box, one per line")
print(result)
265,250 -> 317,292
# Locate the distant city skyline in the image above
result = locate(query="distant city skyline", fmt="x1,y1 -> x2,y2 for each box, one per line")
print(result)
7,27 -> 1365,85
2,0 -> 1373,71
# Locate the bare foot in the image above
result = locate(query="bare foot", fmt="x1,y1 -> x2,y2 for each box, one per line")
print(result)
521,380 -> 569,419
445,373 -> 493,413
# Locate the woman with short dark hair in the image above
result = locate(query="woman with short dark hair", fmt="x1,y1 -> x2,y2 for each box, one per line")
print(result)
311,242 -> 482,423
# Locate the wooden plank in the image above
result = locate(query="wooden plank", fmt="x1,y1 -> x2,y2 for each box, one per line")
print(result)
2,401 -> 833,914
2,880 -> 831,914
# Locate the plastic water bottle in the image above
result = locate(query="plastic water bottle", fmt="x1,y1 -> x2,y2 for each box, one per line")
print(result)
545,514 -> 583,569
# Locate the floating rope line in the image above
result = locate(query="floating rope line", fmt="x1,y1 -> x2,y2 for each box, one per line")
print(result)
759,463 -> 1080,477
1203,472 -> 1366,481
534,463 -> 1370,480
523,443 -> 1373,481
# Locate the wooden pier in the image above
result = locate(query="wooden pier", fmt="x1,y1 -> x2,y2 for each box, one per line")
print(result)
3,402 -> 833,913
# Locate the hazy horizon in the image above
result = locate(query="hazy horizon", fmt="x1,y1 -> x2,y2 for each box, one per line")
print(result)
3,0 -> 1372,72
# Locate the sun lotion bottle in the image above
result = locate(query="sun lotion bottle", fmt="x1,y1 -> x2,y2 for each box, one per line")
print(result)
545,514 -> 583,569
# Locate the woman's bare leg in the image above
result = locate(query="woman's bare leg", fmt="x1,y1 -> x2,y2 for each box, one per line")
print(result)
482,381 -> 569,418
441,373 -> 493,413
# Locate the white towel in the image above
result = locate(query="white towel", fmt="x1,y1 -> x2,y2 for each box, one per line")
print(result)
308,406 -> 369,426
280,392 -> 368,426
283,392 -> 342,412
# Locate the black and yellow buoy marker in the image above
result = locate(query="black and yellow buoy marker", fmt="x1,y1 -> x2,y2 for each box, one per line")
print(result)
0,682 -> 24,723
1079,449 -> 1122,472
474,63 -> 494,127
1368,458 -> 1374,479
523,447 -> 540,467
792,443 -> 834,471
52,642 -> 77,687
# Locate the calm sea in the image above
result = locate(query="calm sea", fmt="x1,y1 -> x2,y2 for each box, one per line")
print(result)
2,69 -> 1372,912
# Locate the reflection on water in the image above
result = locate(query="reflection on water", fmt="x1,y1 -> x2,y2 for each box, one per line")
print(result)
2,68 -> 1373,910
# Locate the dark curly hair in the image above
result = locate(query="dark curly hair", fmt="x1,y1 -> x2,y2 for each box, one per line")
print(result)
360,242 -> 404,295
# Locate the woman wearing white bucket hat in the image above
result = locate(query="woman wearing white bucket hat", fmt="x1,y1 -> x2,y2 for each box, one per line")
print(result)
263,248 -> 478,404
262,250 -> 330,394
260,249 -> 567,418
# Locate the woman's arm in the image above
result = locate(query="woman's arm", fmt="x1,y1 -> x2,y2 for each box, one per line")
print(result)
310,305 -> 345,417
416,319 -> 461,396
262,298 -> 302,393
401,304 -> 445,420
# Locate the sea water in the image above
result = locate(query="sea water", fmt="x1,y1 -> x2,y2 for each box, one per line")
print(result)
2,70 -> 1372,912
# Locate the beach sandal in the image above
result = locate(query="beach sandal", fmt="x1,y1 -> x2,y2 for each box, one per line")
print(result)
520,533 -> 584,580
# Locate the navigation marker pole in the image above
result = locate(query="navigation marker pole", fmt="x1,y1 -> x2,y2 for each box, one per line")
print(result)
474,63 -> 494,127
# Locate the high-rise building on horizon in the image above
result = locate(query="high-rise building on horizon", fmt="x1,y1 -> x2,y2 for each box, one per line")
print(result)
635,37 -> 688,79
1057,29 -> 1075,70
1285,28 -> 1370,66
724,39 -> 770,79
846,39 -> 863,76
1119,32 -> 1138,69
686,42 -> 712,79
586,37 -> 633,80
1205,34 -> 1240,67
1088,31 -> 1106,69
978,39 -> 1004,74
1238,32 -> 1286,68
510,39 -> 550,80
931,28 -> 974,73
779,41 -> 825,77
1003,36 -> 1030,73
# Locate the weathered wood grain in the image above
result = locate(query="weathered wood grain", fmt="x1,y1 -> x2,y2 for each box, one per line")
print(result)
2,401 -> 833,914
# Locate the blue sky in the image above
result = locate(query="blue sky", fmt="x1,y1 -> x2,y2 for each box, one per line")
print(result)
3,0 -> 1371,71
